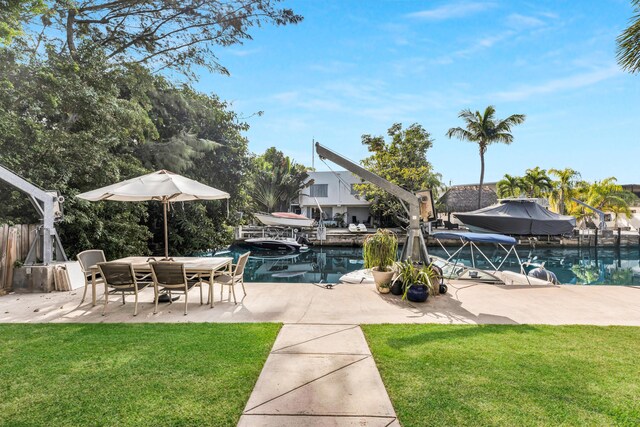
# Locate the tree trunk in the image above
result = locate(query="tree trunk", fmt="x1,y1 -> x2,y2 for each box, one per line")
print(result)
478,147 -> 485,209
66,8 -> 79,62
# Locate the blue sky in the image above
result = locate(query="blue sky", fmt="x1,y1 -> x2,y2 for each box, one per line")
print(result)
197,0 -> 640,186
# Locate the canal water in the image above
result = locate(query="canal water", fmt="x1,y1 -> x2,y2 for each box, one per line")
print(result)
209,245 -> 640,285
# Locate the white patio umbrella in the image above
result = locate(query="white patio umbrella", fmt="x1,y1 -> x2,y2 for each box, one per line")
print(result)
77,170 -> 230,259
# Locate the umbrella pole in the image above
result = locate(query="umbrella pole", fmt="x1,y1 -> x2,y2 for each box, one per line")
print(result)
163,200 -> 169,259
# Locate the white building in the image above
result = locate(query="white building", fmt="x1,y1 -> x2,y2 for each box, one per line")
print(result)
297,171 -> 371,225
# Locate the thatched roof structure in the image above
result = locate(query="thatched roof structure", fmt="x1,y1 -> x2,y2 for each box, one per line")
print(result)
438,185 -> 497,213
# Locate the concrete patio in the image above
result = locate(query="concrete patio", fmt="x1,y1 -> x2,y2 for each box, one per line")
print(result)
1,281 -> 639,325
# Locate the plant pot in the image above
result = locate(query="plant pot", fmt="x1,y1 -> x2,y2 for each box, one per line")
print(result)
376,284 -> 391,294
439,283 -> 448,294
371,267 -> 394,287
406,284 -> 429,302
390,280 -> 404,295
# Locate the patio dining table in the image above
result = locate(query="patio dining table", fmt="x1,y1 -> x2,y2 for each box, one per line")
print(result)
90,256 -> 233,308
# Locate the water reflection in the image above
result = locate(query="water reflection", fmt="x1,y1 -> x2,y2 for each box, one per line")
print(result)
211,245 -> 640,285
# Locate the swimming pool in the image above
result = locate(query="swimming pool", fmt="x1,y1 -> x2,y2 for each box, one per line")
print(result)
206,245 -> 640,285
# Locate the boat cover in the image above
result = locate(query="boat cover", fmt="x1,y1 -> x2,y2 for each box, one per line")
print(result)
272,212 -> 311,220
431,232 -> 517,245
454,200 -> 576,235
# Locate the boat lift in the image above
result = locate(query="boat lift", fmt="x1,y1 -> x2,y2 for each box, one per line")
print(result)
0,164 -> 67,265
571,198 -> 606,230
315,143 -> 434,264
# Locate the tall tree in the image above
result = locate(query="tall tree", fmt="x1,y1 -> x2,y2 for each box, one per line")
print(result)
549,167 -> 581,215
446,106 -> 525,208
249,148 -> 311,213
357,123 -> 442,226
521,167 -> 553,198
6,0 -> 302,79
617,0 -> 640,73
0,45 -> 252,257
496,174 -> 523,198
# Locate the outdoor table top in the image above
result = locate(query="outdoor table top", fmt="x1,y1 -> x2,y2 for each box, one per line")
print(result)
92,256 -> 233,273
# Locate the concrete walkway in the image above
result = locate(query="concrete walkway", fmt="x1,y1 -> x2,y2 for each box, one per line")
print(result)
238,324 -> 399,427
1,281 -> 640,325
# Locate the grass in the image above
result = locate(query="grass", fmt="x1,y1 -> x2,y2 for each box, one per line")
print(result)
362,324 -> 640,427
0,323 -> 280,427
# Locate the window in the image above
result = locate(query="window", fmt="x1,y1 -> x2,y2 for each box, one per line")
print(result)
310,184 -> 328,197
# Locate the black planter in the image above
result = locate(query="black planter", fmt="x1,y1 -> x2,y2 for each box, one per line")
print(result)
439,284 -> 448,294
390,280 -> 404,296
406,284 -> 429,302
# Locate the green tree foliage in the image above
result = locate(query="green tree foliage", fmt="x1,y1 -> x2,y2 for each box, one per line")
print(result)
10,0 -> 302,79
446,106 -> 525,209
570,178 -> 636,225
249,147 -> 311,213
0,0 -> 47,44
356,123 -> 442,226
549,168 -> 581,215
521,167 -> 553,198
496,174 -> 523,198
617,0 -> 640,73
0,46 -> 249,258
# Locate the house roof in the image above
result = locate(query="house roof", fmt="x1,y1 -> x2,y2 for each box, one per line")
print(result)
437,185 -> 498,213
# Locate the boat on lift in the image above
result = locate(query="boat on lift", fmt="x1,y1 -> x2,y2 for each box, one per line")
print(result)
239,236 -> 309,253
255,212 -> 315,228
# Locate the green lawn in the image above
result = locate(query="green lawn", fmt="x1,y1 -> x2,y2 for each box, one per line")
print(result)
0,323 -> 280,427
363,324 -> 640,427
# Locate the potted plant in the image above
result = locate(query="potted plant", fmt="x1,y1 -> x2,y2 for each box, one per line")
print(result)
363,229 -> 398,293
395,260 -> 439,302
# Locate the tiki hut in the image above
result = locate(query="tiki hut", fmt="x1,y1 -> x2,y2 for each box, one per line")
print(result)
437,185 -> 498,214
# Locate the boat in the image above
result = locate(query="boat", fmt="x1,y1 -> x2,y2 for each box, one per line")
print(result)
239,237 -> 308,253
454,200 -> 575,235
429,231 -> 558,286
255,212 -> 315,228
340,269 -> 374,284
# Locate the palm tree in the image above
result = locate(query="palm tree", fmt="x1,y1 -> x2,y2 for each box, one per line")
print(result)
496,174 -> 523,198
446,106 -> 525,208
570,177 -> 633,228
549,168 -> 581,215
617,0 -> 640,74
521,167 -> 553,197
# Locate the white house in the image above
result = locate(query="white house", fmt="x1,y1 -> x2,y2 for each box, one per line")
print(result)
297,171 -> 371,225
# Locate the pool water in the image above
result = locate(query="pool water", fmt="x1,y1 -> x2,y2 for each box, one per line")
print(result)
208,246 -> 640,285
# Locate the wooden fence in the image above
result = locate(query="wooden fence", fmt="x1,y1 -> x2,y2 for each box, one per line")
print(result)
0,224 -> 38,293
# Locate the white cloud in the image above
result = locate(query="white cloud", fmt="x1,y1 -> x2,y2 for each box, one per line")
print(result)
492,66 -> 622,102
406,2 -> 496,21
226,48 -> 260,57
506,13 -> 545,29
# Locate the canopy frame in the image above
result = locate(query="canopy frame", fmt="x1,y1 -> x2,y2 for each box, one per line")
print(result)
431,232 -> 531,285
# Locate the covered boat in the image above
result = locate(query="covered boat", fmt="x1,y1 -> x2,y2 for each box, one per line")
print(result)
255,212 -> 315,228
454,200 -> 575,235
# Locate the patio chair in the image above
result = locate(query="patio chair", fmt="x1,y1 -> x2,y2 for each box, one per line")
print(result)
150,262 -> 201,315
97,262 -> 152,316
215,251 -> 250,304
348,223 -> 359,232
77,249 -> 106,306
357,223 -> 368,232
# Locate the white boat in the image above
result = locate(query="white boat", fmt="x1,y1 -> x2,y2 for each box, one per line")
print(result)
255,212 -> 315,228
430,232 -> 558,286
240,237 -> 307,252
339,269 -> 374,284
